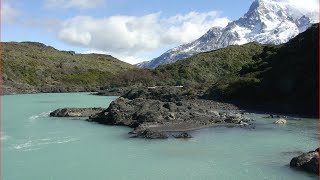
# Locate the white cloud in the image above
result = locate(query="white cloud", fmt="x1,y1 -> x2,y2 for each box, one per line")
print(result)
280,0 -> 319,12
269,0 -> 319,17
267,0 -> 319,22
82,49 -> 147,64
2,1 -> 21,24
57,11 -> 230,63
44,0 -> 105,9
59,28 -> 92,45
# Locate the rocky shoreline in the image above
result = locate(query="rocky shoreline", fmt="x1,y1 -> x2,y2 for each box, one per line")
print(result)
50,87 -> 253,139
50,108 -> 106,117
50,100 -> 253,139
2,82 -> 101,95
48,86 -> 314,139
3,85 -> 316,118
89,97 -> 253,139
93,86 -> 318,118
47,86 -> 319,176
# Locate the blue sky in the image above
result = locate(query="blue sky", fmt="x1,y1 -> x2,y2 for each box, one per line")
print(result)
3,0 -> 254,64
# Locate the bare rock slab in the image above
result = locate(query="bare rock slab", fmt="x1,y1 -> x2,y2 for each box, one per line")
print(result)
50,108 -> 106,117
290,148 -> 319,174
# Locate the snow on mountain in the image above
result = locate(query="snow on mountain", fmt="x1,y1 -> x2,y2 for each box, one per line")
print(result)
137,0 -> 318,68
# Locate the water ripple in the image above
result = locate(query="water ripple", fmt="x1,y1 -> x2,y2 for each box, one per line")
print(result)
28,111 -> 51,122
1,132 -> 10,141
11,136 -> 78,151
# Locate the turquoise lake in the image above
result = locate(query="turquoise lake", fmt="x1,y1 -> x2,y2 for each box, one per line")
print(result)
2,93 -> 318,180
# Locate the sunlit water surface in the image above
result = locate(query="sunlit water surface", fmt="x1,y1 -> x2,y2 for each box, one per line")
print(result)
2,93 -> 318,180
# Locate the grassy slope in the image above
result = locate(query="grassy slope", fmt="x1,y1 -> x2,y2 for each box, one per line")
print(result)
205,24 -> 319,115
107,43 -> 272,88
2,35 -> 285,93
2,42 -> 134,92
155,42 -> 271,86
112,24 -> 318,115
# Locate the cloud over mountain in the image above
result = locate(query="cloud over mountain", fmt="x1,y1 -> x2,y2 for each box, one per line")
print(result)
57,11 -> 229,59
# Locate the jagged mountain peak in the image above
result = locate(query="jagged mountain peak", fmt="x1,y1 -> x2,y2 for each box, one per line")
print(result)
137,0 -> 318,68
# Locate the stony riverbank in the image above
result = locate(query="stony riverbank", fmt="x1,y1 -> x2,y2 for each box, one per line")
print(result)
88,86 -> 253,139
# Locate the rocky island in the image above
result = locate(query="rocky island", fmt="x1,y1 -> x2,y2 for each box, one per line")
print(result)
52,86 -> 253,139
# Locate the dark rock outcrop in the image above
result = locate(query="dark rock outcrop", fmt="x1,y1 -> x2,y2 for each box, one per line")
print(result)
122,86 -> 189,102
89,87 -> 252,139
50,108 -> 106,117
273,118 -> 287,124
173,132 -> 192,139
92,87 -> 133,96
290,148 -> 319,174
133,129 -> 168,139
90,97 -> 249,128
50,86 -> 252,139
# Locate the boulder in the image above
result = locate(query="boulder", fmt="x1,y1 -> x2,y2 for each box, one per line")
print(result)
211,110 -> 220,117
50,108 -> 105,117
239,121 -> 249,127
173,132 -> 192,139
134,129 -> 168,139
274,118 -> 287,124
224,112 -> 251,123
290,148 -> 319,174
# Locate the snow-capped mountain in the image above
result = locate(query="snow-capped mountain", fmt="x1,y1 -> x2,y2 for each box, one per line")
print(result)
137,0 -> 318,68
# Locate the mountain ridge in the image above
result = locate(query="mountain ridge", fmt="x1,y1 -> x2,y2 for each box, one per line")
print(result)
138,0 -> 318,68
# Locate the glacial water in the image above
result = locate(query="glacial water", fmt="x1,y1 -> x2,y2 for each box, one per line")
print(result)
2,93 -> 318,180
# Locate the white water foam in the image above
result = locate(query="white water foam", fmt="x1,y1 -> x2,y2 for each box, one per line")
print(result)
1,135 -> 10,141
12,136 -> 78,151
28,111 -> 51,122
1,132 -> 10,141
13,140 -> 33,150
21,147 -> 42,152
